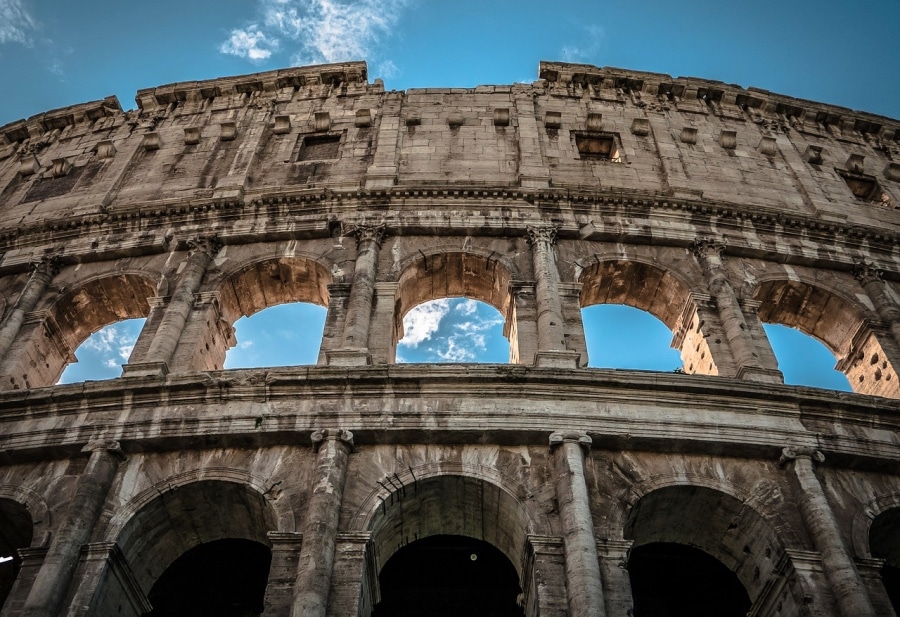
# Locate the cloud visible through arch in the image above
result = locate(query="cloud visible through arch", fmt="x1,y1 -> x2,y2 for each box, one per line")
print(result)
220,0 -> 413,71
397,298 -> 506,363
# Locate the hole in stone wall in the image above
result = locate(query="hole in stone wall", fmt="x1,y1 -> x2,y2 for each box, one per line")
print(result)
838,170 -> 892,205
144,538 -> 271,617
224,302 -> 326,368
763,323 -> 851,391
57,317 -> 146,384
297,133 -> 341,161
574,132 -> 622,162
396,298 -> 508,363
628,542 -> 751,617
372,535 -> 523,617
0,498 -> 33,612
581,305 -> 682,371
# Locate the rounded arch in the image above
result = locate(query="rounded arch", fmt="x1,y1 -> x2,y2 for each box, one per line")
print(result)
852,492 -> 900,560
356,467 -> 543,580
4,272 -> 156,389
105,478 -> 281,597
0,484 -> 49,548
622,482 -> 805,614
0,495 -> 36,611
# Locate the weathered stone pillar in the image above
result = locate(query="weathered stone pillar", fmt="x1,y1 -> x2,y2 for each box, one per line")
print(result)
263,532 -> 304,617
559,282 -> 588,367
327,226 -> 385,366
780,447 -> 877,617
0,257 -> 59,364
854,262 -> 900,351
126,236 -> 220,375
523,535 -> 568,617
21,441 -> 125,617
64,542 -> 150,617
365,92 -> 402,189
597,539 -> 633,616
528,227 -> 579,368
508,282 -> 538,366
292,430 -> 353,617
327,533 -> 374,617
318,283 -> 351,365
691,239 -> 782,383
549,431 -> 606,617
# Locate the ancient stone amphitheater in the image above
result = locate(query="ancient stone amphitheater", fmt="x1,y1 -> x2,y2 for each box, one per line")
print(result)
0,60 -> 899,617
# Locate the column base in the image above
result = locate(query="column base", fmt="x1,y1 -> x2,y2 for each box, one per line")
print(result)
121,361 -> 169,378
736,365 -> 783,384
326,349 -> 373,367
534,350 -> 581,369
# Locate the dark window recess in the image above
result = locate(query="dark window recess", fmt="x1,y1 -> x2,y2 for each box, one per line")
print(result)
838,170 -> 891,205
575,132 -> 621,162
298,134 -> 341,161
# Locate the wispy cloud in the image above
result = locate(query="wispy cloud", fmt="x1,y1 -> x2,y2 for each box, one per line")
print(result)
0,0 -> 37,46
221,0 -> 412,69
561,24 -> 605,63
399,299 -> 450,347
84,324 -> 138,366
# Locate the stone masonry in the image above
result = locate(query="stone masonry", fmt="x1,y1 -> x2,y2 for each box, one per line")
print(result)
0,60 -> 899,615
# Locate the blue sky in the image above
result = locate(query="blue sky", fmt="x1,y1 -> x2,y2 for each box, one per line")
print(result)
4,0 -> 893,390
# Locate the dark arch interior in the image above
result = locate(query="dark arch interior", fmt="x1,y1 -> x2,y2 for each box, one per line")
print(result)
144,538 -> 271,617
0,498 -> 33,611
870,507 -> 900,612
627,542 -> 751,617
373,534 -> 524,617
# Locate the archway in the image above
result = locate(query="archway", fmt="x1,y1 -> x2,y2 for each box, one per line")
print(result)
396,298 -> 508,363
58,317 -> 146,383
755,279 -> 899,397
763,323 -> 851,391
394,252 -> 514,363
206,257 -> 331,370
870,507 -> 900,613
93,480 -> 277,617
581,304 -> 682,370
624,485 -> 804,617
579,260 -> 705,374
3,274 -> 155,389
373,535 -> 523,617
0,498 -> 33,611
224,303 -> 326,368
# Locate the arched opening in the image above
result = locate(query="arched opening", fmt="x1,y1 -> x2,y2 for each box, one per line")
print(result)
207,257 -> 331,370
870,507 -> 900,613
624,485 -> 804,617
394,252 -> 514,363
763,323 -> 851,391
145,538 -> 272,617
3,274 -> 155,389
582,305 -> 682,370
755,279 -> 898,397
396,298 -> 508,363
93,480 -> 277,617
57,317 -> 146,383
373,534 -> 523,617
224,303 -> 326,368
628,542 -> 751,616
579,260 -> 705,374
0,498 -> 33,611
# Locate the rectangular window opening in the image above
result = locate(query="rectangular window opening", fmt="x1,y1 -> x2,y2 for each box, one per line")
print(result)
838,170 -> 892,206
297,134 -> 341,162
574,132 -> 622,162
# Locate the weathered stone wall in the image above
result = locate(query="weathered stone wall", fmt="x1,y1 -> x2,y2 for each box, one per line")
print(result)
0,60 -> 899,616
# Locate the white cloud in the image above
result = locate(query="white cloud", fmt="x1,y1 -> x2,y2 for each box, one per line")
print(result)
456,299 -> 477,316
83,323 -> 139,365
561,24 -> 605,63
0,0 -> 36,45
222,0 -> 412,68
220,25 -> 277,61
399,299 -> 450,347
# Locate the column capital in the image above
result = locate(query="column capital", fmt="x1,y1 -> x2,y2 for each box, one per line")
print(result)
348,224 -> 387,248
81,439 -> 126,461
853,261 -> 883,285
186,234 -> 222,258
690,238 -> 726,260
526,225 -> 559,246
549,430 -> 592,451
311,428 -> 354,451
779,446 -> 825,466
30,254 -> 62,277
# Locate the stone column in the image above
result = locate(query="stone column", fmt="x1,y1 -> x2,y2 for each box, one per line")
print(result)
854,262 -> 900,351
318,283 -> 351,365
691,239 -> 782,383
549,431 -> 606,617
263,532 -> 304,617
507,282 -> 538,366
21,441 -> 125,617
780,447 -> 877,617
327,226 -> 385,366
523,535 -> 568,617
598,539 -> 633,617
292,429 -> 353,617
126,236 -> 220,376
0,257 -> 59,364
527,227 -> 579,368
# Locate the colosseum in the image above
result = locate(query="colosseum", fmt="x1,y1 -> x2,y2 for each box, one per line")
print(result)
0,59 -> 899,616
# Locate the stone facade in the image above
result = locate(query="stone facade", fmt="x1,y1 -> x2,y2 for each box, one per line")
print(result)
0,60 -> 899,615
